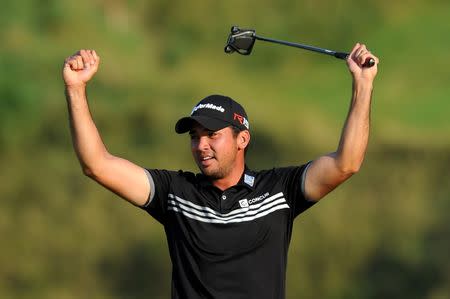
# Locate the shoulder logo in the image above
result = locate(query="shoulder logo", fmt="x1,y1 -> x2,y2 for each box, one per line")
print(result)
244,174 -> 254,187
239,199 -> 249,208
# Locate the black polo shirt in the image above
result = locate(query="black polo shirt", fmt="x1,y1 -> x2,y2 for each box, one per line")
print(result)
141,164 -> 314,299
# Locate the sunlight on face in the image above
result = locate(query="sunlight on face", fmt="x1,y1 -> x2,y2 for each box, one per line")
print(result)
189,125 -> 239,179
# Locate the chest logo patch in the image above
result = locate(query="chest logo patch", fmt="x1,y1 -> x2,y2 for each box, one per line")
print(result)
239,199 -> 249,208
244,174 -> 255,187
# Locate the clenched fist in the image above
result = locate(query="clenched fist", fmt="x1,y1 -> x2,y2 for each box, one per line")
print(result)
346,43 -> 379,83
63,49 -> 100,87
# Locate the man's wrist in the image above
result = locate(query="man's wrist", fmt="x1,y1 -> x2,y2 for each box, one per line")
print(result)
65,83 -> 87,91
65,83 -> 87,103
352,79 -> 373,93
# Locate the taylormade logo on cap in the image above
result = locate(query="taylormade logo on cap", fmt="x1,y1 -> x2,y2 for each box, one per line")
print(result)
175,94 -> 250,134
191,103 -> 225,115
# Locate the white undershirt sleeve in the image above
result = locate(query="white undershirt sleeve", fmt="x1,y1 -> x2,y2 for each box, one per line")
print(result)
143,168 -> 156,208
301,161 -> 313,202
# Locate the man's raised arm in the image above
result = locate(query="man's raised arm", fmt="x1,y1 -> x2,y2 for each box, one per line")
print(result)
63,49 -> 150,206
304,43 -> 379,202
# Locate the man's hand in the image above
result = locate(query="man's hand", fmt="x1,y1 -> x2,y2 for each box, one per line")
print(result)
63,49 -> 100,87
346,43 -> 379,83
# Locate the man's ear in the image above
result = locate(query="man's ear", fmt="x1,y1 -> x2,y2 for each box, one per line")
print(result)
238,130 -> 250,150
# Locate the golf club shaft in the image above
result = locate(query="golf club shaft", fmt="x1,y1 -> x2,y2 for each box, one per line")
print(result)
255,35 -> 374,67
255,35 -> 339,56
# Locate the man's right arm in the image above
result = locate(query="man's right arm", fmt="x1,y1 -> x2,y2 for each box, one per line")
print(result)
63,49 -> 150,206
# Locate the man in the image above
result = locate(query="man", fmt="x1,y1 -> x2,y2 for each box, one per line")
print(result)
63,43 -> 378,298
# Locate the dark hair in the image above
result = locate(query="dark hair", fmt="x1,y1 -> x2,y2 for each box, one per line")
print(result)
231,126 -> 249,156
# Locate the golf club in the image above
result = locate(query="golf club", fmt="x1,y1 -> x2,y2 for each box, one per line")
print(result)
224,26 -> 375,67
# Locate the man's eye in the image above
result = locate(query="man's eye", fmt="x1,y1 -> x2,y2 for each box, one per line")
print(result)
208,132 -> 217,138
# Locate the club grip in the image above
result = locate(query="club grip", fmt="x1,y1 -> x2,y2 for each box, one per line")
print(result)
334,52 -> 348,60
334,52 -> 375,68
364,58 -> 376,68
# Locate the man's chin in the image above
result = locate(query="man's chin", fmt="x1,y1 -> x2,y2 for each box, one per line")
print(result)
198,166 -> 222,180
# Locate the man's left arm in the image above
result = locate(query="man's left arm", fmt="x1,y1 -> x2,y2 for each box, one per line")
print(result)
304,43 -> 379,202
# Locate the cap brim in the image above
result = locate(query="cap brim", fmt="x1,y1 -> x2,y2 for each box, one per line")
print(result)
175,116 -> 229,134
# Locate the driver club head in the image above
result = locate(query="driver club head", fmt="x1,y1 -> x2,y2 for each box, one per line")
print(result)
224,26 -> 256,55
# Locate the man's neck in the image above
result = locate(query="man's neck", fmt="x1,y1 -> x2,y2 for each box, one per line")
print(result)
211,163 -> 245,191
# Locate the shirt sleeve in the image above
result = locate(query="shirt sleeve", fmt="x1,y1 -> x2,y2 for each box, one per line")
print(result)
274,162 -> 316,218
140,169 -> 176,225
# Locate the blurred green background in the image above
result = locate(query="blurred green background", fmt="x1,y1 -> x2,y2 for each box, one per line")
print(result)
1,0 -> 449,298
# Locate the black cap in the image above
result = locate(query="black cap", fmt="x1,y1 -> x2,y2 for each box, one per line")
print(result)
175,95 -> 249,134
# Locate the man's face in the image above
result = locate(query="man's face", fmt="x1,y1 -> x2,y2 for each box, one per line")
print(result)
189,124 -> 239,179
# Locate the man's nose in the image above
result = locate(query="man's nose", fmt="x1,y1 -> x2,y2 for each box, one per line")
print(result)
198,136 -> 210,149
195,136 -> 210,151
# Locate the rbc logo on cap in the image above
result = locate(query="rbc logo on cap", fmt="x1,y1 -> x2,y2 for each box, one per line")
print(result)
233,113 -> 249,129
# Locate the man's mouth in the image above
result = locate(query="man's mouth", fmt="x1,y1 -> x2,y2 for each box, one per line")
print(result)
199,155 -> 215,166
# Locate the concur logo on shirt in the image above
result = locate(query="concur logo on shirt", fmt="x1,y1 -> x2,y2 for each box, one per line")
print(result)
239,199 -> 249,208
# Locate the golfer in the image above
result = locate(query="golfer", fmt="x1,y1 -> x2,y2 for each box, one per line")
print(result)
63,43 -> 378,299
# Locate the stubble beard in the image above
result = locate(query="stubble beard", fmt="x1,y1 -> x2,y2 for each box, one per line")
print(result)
198,160 -> 233,180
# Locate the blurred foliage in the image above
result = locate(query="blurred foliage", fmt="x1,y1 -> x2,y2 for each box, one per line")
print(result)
0,0 -> 449,298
